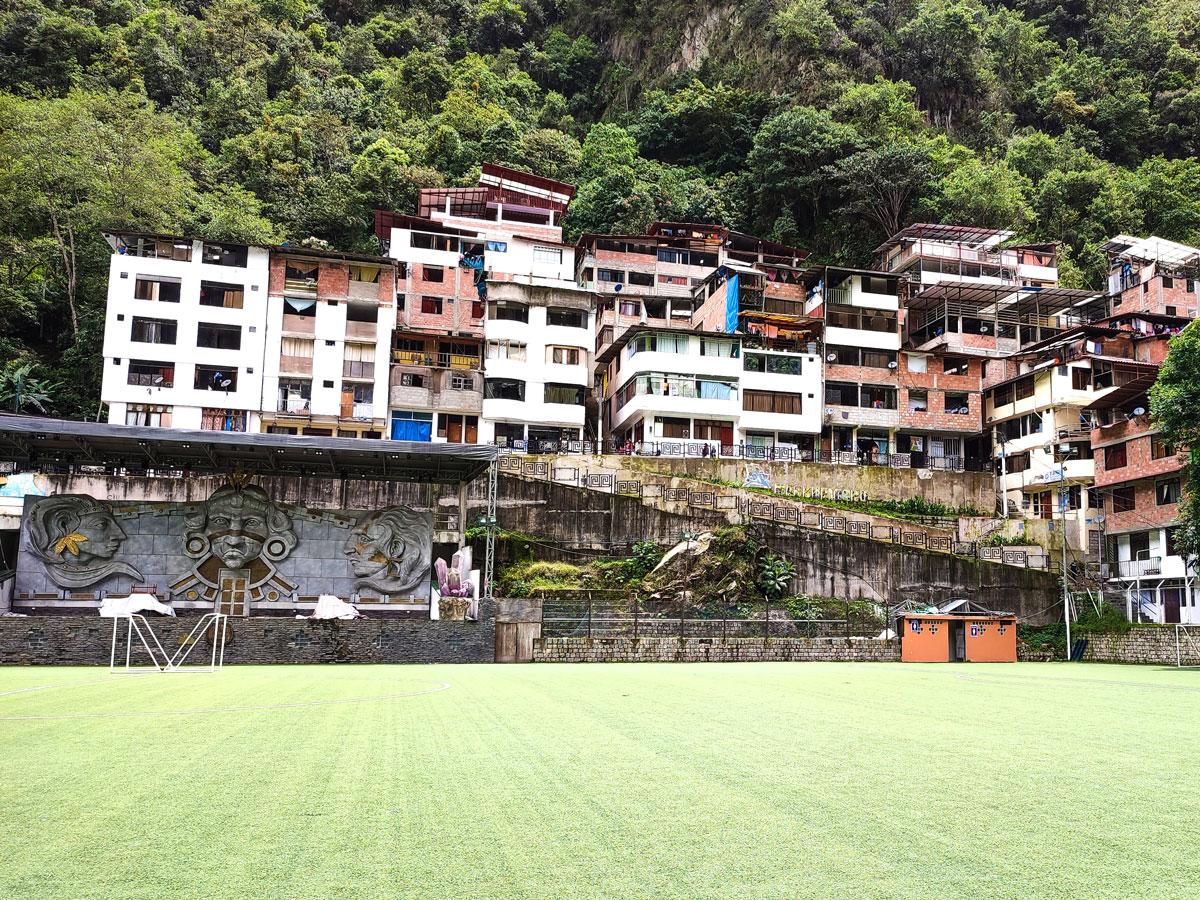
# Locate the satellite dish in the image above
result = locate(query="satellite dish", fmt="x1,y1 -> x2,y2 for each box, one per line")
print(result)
220,379 -> 232,389
979,325 -> 989,333
827,353 -> 837,362
613,284 -> 623,292
152,375 -> 164,385
1133,406 -> 1146,416
887,360 -> 898,369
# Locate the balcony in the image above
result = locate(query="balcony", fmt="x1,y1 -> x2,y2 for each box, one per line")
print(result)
1108,557 -> 1163,579
393,349 -> 431,366
343,360 -> 375,379
279,355 -> 313,376
339,401 -> 375,419
281,313 -> 316,335
276,397 -> 311,415
440,352 -> 480,370
345,319 -> 377,341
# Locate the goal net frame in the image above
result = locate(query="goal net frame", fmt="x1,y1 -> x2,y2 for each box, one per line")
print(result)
1175,624 -> 1200,668
109,613 -> 229,673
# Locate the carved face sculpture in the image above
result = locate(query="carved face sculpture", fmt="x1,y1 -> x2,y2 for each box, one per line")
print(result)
184,485 -> 297,574
342,506 -> 431,599
27,494 -> 143,588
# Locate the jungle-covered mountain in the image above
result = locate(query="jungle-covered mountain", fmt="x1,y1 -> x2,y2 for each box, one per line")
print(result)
2,0 -> 1200,418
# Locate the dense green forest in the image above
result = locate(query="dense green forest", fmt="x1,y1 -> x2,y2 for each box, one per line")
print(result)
2,0 -> 1200,419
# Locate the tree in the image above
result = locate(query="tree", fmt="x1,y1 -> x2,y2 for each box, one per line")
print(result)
1149,320 -> 1200,564
827,144 -> 934,241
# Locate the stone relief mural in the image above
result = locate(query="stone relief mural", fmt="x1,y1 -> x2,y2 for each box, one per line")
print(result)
26,494 -> 144,588
18,485 -> 434,606
343,506 -> 432,599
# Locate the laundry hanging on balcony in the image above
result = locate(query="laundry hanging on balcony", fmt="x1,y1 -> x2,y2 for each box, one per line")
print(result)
284,296 -> 317,312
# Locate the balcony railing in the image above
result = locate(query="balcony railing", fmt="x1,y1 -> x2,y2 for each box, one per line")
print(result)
1108,557 -> 1163,579
281,313 -> 316,335
276,397 -> 310,414
440,352 -> 481,370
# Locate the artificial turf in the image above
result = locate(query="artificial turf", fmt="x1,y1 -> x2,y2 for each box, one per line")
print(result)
0,661 -> 1197,899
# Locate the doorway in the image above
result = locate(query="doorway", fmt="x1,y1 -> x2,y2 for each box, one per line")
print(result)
949,620 -> 966,661
217,569 -> 250,616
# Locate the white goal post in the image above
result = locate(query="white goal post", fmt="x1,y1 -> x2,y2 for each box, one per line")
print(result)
109,613 -> 229,673
1175,625 -> 1200,668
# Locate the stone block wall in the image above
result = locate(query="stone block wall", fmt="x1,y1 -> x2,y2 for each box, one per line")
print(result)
533,636 -> 900,663
0,614 -> 494,665
1082,626 -> 1195,666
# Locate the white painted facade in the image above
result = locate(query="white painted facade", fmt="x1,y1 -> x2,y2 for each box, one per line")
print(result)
100,238 -> 270,432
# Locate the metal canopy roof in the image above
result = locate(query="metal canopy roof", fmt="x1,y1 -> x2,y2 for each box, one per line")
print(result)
874,223 -> 1015,255
0,416 -> 496,484
905,282 -> 1104,313
1084,373 -> 1158,411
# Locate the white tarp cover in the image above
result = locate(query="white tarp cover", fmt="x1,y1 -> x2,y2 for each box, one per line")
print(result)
306,594 -> 363,620
99,593 -> 176,617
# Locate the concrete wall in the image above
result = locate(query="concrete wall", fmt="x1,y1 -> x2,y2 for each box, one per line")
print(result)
0,612 -> 493,665
534,636 -> 900,662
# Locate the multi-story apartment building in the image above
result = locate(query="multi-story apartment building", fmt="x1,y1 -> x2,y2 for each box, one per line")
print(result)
375,164 -> 582,444
100,232 -> 399,439
1104,235 -> 1200,318
874,224 -> 1059,288
101,232 -> 271,433
260,246 -> 397,438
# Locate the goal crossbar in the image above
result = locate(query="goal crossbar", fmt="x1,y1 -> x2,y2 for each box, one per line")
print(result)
1175,624 -> 1200,668
109,613 -> 228,673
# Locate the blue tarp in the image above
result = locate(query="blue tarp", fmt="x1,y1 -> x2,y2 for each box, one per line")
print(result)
391,419 -> 432,441
725,273 -> 739,333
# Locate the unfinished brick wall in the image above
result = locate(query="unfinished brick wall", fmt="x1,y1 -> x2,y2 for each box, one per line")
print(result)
1115,277 -> 1199,316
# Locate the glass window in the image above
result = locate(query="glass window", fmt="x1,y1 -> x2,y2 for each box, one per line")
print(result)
125,404 -> 172,427
195,365 -> 237,391
658,416 -> 690,438
134,276 -> 181,303
1105,443 -> 1127,470
127,360 -> 174,388
485,378 -> 525,401
130,317 -> 177,345
486,340 -> 527,361
202,243 -> 249,267
743,390 -> 802,415
596,268 -> 625,283
862,350 -> 896,369
486,241 -> 507,252
547,346 -> 581,365
700,339 -> 736,358
488,301 -> 528,322
628,271 -> 654,286
196,322 -> 241,350
544,383 -> 584,405
1111,486 -> 1136,512
1157,479 -> 1181,505
533,246 -> 563,265
547,308 -> 586,328
199,281 -> 244,309
1015,375 -> 1035,399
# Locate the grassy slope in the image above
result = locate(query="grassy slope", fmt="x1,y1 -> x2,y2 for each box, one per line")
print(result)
0,662 -> 1197,899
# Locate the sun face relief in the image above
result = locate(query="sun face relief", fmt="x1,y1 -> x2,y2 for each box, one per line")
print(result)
205,495 -> 270,569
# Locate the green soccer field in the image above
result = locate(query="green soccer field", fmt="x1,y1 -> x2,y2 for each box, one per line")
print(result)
1,661 -> 1197,900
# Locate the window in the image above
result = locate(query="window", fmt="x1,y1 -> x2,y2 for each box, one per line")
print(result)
860,386 -> 897,409
422,265 -> 444,283
908,390 -> 928,412
400,373 -> 425,388
1167,527 -> 1180,558
411,232 -> 456,252
125,404 -> 172,427
945,393 -> 969,414
471,301 -> 484,319
1104,443 -> 1127,470
533,246 -> 563,265
1015,375 -> 1035,400
993,382 -> 1014,407
450,374 -> 474,391
943,356 -> 969,376
488,301 -> 528,322
195,365 -> 237,391
547,346 -> 581,365
657,249 -> 686,265
347,265 -> 380,283
743,390 -> 802,415
658,416 -> 690,438
700,339 -> 737,358
862,275 -> 893,295
1157,478 -> 1182,506
197,322 -> 242,350
630,333 -> 688,355
1111,486 -> 1136,512
1152,434 -> 1174,459
485,378 -> 525,401
284,295 -> 316,318
697,379 -> 733,400
421,296 -> 443,315
130,317 -> 176,345
596,269 -> 625,283
825,382 -> 857,405
830,346 -> 859,366
199,281 -> 244,308
281,337 -> 314,362
1128,531 -> 1151,560
134,276 -> 181,303
1071,367 -> 1091,391
905,354 -> 927,374
202,409 -> 246,432
544,383 -> 584,405
127,360 -> 174,388
547,308 -> 586,328
1005,450 -> 1031,474
343,343 -> 375,378
203,243 -> 249,267
486,340 -> 526,361
628,271 -> 654,287
657,274 -> 688,286
346,303 -> 377,323
486,240 -> 507,252
278,379 -> 311,413
352,384 -> 373,404
1163,276 -> 1174,289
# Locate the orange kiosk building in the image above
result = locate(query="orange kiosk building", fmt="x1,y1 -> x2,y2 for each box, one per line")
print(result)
900,613 -> 1018,662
